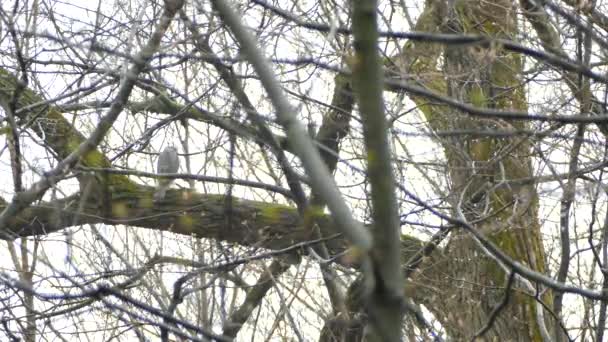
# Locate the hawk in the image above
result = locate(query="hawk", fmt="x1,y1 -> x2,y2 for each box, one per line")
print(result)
154,146 -> 179,201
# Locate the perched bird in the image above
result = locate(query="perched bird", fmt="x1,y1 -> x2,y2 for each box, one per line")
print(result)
154,146 -> 179,201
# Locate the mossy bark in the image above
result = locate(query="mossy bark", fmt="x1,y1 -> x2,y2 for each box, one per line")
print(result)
390,0 -> 554,339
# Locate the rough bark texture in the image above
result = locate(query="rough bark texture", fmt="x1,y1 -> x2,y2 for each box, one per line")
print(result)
389,0 -> 554,339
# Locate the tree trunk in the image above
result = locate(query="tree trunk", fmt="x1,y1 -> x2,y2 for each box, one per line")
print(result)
394,0 -> 556,339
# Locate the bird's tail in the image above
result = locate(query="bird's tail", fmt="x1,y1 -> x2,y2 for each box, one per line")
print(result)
154,185 -> 168,201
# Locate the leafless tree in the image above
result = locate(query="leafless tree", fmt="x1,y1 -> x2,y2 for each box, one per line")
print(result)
0,0 -> 607,340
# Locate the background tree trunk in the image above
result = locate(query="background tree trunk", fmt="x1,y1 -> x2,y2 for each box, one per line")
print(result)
390,0 -> 555,339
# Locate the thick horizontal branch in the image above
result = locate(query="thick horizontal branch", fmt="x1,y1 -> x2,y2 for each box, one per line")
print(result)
0,186 -> 342,250
0,185 -> 429,272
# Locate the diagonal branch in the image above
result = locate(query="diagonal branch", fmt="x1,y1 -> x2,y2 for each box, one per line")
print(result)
520,0 -> 608,136
210,0 -> 372,254
0,0 -> 185,238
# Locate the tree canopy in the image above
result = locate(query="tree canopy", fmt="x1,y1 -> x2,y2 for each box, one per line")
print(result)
0,0 -> 607,340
